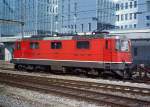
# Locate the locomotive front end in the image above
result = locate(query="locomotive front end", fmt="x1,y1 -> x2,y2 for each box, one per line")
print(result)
113,37 -> 132,78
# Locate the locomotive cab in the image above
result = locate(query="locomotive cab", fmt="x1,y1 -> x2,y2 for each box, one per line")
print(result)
110,37 -> 132,78
115,39 -> 131,63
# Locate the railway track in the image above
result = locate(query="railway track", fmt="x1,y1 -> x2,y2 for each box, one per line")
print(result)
0,65 -> 150,84
0,69 -> 150,107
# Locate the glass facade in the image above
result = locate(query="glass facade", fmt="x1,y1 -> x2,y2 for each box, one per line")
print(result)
59,0 -> 97,33
0,0 -> 58,37
97,0 -> 116,31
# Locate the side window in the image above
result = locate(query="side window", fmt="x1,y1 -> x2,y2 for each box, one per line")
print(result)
16,42 -> 21,50
30,42 -> 39,49
77,41 -> 89,49
51,42 -> 62,49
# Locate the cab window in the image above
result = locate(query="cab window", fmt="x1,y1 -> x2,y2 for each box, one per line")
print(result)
116,40 -> 129,52
120,40 -> 129,51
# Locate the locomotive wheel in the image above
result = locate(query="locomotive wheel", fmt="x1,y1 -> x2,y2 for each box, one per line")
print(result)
62,67 -> 66,74
34,65 -> 41,72
22,65 -> 27,71
17,64 -> 23,70
14,64 -> 18,69
73,69 -> 82,75
26,65 -> 34,71
87,69 -> 99,77
123,70 -> 132,79
73,68 -> 86,76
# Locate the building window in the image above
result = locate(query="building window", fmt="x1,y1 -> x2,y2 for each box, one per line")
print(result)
75,24 -> 77,31
121,14 -> 124,21
147,1 -> 150,11
130,13 -> 132,20
121,3 -> 124,10
71,25 -> 74,29
130,2 -> 133,8
55,7 -> 58,13
134,1 -> 137,8
134,13 -> 137,19
88,23 -> 91,31
47,7 -> 49,12
134,24 -> 137,28
146,16 -> 150,20
53,7 -> 55,13
68,25 -> 70,29
125,25 -> 128,29
121,26 -> 123,29
125,14 -> 128,20
81,24 -> 84,32
116,4 -> 119,11
134,47 -> 137,56
125,2 -> 128,9
51,42 -> 62,49
56,0 -> 58,5
147,23 -> 150,27
77,41 -> 89,49
116,15 -> 119,21
129,24 -> 132,28
30,42 -> 39,49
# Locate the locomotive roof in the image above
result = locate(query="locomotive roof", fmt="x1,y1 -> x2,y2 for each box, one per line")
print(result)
22,34 -> 117,41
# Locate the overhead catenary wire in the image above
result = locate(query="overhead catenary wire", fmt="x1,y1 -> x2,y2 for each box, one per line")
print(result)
59,10 -> 149,23
61,2 -> 149,16
59,1 -> 149,24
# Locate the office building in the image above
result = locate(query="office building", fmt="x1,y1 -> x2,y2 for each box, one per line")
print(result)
97,0 -> 116,31
115,0 -> 150,29
59,0 -> 97,33
0,0 -> 59,37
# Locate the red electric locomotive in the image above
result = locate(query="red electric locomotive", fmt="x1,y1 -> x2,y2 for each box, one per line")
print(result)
12,33 -> 132,78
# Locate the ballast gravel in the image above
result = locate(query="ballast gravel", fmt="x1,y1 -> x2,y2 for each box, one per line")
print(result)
0,84 -> 106,107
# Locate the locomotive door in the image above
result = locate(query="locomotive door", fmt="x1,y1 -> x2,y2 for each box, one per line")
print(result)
104,39 -> 112,69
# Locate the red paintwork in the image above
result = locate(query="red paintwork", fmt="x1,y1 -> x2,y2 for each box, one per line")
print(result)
13,37 -> 132,63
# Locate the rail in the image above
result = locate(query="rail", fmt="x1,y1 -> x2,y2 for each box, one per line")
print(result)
0,69 -> 149,107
